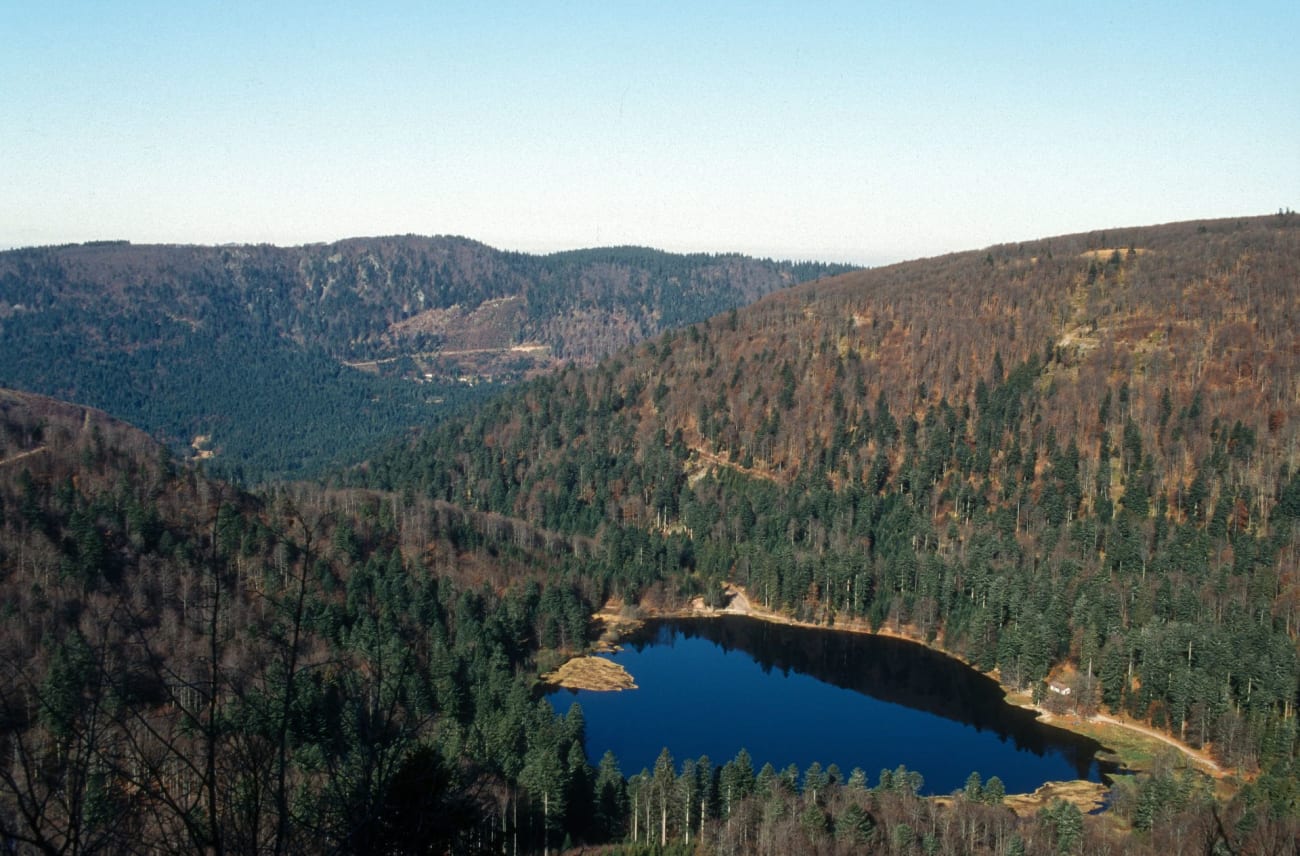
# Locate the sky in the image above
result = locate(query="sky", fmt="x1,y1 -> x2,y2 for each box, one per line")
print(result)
2,2 -> 1297,266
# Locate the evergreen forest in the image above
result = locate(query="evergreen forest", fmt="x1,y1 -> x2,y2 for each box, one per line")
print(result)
0,214 -> 1298,854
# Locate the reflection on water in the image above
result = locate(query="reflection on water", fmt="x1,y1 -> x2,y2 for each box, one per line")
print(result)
551,616 -> 1117,795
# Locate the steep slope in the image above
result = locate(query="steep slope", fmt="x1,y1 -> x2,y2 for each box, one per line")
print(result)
0,388 -> 614,852
0,238 -> 850,479
367,214 -> 1300,779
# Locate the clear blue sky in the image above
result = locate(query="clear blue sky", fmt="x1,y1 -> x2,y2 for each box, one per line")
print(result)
3,2 -> 1296,265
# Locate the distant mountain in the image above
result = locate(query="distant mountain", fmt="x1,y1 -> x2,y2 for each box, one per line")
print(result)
0,237 -> 851,478
375,214 -> 1300,521
366,214 -> 1300,778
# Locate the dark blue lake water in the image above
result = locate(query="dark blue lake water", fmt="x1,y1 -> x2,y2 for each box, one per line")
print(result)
548,616 -> 1114,795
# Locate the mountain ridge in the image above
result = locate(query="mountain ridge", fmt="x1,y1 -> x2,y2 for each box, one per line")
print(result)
363,212 -> 1299,783
0,236 -> 851,478
0,212 -> 1297,851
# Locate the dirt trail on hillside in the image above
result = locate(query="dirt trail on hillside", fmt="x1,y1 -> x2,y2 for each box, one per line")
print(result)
1086,713 -> 1222,775
688,446 -> 781,484
0,446 -> 48,468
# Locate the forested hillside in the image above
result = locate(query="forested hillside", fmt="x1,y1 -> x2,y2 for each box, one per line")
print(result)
0,238 -> 848,480
0,388 -> 607,852
3,386 -> 1293,855
364,214 -> 1300,813
3,214 -> 1299,855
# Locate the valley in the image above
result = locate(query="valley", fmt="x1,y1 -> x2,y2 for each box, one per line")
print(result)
0,214 -> 1296,854
0,238 -> 849,480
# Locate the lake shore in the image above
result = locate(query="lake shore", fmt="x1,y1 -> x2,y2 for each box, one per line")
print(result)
706,585 -> 1221,775
577,583 -> 1229,812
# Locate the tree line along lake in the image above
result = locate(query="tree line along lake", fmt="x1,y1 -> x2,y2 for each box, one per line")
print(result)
548,616 -> 1118,796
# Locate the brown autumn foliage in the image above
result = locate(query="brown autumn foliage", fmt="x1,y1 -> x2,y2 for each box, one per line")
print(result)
402,213 -> 1300,540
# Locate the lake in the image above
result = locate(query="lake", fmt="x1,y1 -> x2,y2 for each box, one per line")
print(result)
548,616 -> 1116,795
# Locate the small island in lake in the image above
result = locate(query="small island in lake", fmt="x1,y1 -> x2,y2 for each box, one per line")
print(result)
542,656 -> 637,691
